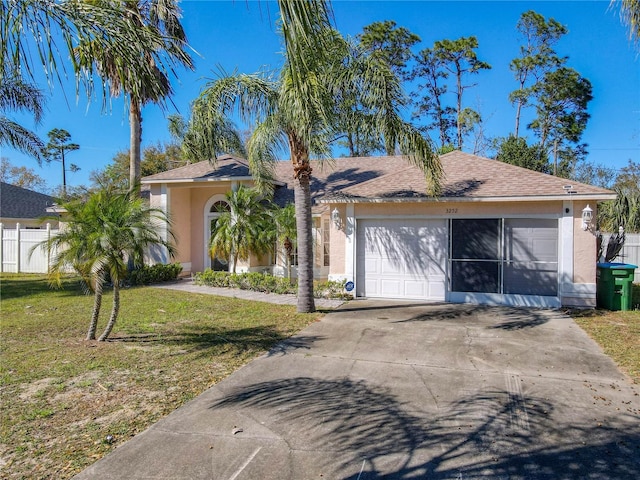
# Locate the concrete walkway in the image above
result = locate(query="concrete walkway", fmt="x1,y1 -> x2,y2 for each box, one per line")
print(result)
152,278 -> 346,309
75,301 -> 640,479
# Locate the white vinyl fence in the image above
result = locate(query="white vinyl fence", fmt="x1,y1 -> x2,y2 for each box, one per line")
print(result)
0,223 -> 58,274
601,232 -> 640,283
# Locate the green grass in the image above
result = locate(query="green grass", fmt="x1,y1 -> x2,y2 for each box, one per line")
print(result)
0,274 -> 321,479
3,273 -> 637,478
571,307 -> 640,384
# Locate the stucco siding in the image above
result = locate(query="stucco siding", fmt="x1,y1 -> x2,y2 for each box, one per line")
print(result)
352,200 -> 562,218
169,188 -> 192,269
573,201 -> 597,285
190,186 -> 229,273
329,206 -> 347,277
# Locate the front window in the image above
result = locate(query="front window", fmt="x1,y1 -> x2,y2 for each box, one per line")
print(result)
210,201 -> 230,213
208,200 -> 230,271
323,218 -> 330,267
289,247 -> 299,267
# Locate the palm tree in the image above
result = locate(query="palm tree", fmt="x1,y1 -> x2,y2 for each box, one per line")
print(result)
190,1 -> 440,313
3,0 -> 186,145
0,76 -> 45,159
167,112 -> 246,162
3,1 -> 193,193
209,186 -> 275,273
39,187 -> 176,341
72,0 -> 194,192
598,188 -> 640,233
613,0 -> 640,47
37,192 -> 108,340
272,204 -> 297,280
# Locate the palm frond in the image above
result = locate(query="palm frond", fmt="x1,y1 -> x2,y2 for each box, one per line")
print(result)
2,0 -> 193,107
196,72 -> 279,125
184,102 -> 246,161
0,76 -> 45,122
277,0 -> 334,85
246,113 -> 288,191
0,117 -> 44,160
612,0 -> 640,46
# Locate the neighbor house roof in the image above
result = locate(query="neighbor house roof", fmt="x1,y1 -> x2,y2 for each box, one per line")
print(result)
0,182 -> 55,220
142,151 -> 616,204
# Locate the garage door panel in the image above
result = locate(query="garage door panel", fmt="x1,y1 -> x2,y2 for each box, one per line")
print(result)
429,282 -> 445,299
428,263 -> 445,276
364,258 -> 380,274
356,219 -> 446,300
381,280 -> 402,296
405,281 -> 426,297
381,258 -> 404,275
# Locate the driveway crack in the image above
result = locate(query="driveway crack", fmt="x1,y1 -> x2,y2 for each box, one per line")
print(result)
411,365 -> 440,409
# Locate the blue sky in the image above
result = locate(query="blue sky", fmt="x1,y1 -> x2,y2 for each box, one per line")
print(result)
4,0 -> 639,190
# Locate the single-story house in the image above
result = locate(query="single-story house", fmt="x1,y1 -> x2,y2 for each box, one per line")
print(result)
0,182 -> 58,229
142,151 -> 616,308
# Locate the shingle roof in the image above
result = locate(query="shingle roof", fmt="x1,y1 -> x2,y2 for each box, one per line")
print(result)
141,155 -> 252,182
143,151 -> 615,203
276,151 -> 614,202
0,182 -> 55,220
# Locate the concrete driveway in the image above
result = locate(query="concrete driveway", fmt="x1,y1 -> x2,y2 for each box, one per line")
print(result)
75,301 -> 640,479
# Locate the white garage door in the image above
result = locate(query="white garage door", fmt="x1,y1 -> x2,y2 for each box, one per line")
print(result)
356,219 -> 447,300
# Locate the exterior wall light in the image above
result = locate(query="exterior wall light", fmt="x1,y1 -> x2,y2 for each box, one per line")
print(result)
581,204 -> 593,231
331,207 -> 342,229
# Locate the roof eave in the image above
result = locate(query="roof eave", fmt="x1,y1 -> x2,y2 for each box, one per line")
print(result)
0,216 -> 56,222
318,193 -> 618,204
141,176 -> 286,187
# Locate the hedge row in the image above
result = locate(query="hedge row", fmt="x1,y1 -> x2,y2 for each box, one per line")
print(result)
128,263 -> 183,286
193,270 -> 352,300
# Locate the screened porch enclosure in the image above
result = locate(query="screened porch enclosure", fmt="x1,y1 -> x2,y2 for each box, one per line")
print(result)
450,218 -> 559,297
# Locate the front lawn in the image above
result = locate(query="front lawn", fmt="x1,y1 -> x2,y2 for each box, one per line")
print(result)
571,308 -> 640,384
0,274 -> 321,479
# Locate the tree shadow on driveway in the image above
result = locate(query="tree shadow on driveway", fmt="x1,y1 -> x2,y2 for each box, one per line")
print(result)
393,304 -> 556,330
211,376 -> 640,479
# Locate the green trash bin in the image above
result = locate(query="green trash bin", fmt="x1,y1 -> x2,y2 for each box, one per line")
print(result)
597,263 -> 638,311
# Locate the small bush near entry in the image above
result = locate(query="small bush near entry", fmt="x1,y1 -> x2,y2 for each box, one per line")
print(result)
194,270 -> 353,299
314,280 -> 353,300
129,263 -> 183,285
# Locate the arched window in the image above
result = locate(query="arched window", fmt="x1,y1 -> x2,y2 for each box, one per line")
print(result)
204,196 -> 230,271
210,201 -> 230,213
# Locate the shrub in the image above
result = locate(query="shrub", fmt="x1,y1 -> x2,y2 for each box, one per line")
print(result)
128,263 -> 183,286
193,270 -> 353,299
314,279 -> 353,300
195,270 -> 297,295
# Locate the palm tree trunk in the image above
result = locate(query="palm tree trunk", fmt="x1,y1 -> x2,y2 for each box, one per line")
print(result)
98,282 -> 120,341
347,133 -> 355,157
289,133 -> 316,313
284,237 -> 292,280
129,98 -> 142,194
86,269 -> 105,341
294,173 -> 316,313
